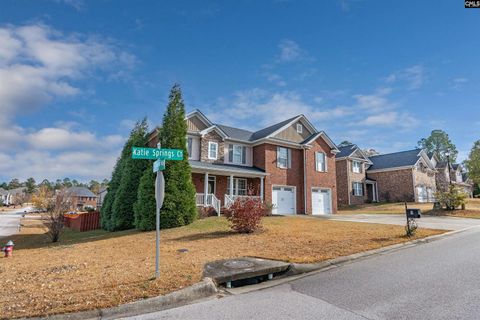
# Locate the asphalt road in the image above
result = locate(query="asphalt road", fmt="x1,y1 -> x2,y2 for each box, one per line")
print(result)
124,226 -> 480,320
327,213 -> 480,230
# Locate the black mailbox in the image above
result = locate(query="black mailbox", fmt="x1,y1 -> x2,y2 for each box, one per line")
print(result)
406,208 -> 421,219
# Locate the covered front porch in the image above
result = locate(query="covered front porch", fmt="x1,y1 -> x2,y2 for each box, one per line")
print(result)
190,161 -> 268,215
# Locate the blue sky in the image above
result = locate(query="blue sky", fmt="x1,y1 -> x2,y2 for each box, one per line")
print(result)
0,0 -> 479,182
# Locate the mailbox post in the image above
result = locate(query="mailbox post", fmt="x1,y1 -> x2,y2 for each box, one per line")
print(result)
405,202 -> 421,236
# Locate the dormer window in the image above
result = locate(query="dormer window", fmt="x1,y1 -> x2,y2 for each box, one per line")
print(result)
296,123 -> 303,133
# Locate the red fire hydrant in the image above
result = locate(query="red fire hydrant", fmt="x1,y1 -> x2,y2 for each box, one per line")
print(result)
1,240 -> 14,258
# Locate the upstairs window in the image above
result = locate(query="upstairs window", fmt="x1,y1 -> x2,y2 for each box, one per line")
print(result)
228,144 -> 247,165
187,137 -> 193,158
208,141 -> 218,160
352,182 -> 364,196
352,161 -> 362,173
296,123 -> 303,133
277,146 -> 291,169
315,152 -> 327,172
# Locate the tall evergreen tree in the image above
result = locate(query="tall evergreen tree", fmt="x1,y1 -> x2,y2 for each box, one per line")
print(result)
133,165 -> 156,231
101,122 -> 141,230
110,119 -> 149,231
159,84 -> 197,228
418,130 -> 458,162
465,140 -> 480,191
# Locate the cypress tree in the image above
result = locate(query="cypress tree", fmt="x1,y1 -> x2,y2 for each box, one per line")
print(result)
133,164 -> 156,231
101,135 -> 134,230
110,119 -> 149,231
159,84 -> 197,228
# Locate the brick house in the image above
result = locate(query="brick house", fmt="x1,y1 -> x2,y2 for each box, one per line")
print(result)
148,110 -> 339,215
434,158 -> 474,197
366,149 -> 437,203
65,187 -> 98,212
335,144 -> 377,206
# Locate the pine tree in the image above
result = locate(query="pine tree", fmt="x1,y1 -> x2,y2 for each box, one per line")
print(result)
133,165 -> 157,230
159,84 -> 197,228
110,119 -> 149,231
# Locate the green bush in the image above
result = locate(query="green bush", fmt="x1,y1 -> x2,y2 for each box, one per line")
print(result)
134,165 -> 156,231
435,185 -> 467,210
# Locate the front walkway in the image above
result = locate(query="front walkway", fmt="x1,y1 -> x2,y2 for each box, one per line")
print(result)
327,214 -> 480,230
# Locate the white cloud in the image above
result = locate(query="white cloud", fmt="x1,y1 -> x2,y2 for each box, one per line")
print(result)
384,64 -> 425,90
54,0 -> 84,11
452,77 -> 468,90
353,87 -> 394,113
0,23 -> 135,182
277,39 -> 302,63
0,23 -> 136,124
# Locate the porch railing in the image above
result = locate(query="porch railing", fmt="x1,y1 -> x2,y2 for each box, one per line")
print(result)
195,193 -> 221,216
224,195 -> 262,208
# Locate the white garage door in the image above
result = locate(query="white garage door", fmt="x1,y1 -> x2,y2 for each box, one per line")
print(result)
312,188 -> 332,215
272,186 -> 295,215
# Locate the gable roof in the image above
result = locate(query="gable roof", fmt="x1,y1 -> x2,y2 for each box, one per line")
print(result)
368,149 -> 425,171
67,187 -> 97,198
216,124 -> 254,141
249,115 -> 301,141
335,144 -> 371,162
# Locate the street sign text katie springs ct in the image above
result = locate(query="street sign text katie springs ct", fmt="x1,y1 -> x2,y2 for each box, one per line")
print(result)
132,147 -> 183,160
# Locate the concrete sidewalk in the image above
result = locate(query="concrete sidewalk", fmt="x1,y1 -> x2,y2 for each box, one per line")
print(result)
327,213 -> 480,230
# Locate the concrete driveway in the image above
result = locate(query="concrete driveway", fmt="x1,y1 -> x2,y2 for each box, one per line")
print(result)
327,214 -> 480,230
0,207 -> 30,238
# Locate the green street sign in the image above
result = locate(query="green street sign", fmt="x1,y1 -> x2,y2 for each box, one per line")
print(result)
153,159 -> 165,172
132,147 -> 184,160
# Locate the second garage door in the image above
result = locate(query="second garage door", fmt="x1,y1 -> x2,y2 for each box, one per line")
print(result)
272,186 -> 295,215
312,188 -> 332,215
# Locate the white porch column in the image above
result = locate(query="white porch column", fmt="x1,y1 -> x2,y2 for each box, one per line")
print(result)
260,177 -> 264,201
204,172 -> 209,205
229,174 -> 234,196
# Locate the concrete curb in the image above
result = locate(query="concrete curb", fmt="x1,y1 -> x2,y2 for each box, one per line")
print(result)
24,277 -> 217,320
287,227 -> 470,275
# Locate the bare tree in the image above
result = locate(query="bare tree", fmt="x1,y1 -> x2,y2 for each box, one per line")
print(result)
42,189 -> 72,242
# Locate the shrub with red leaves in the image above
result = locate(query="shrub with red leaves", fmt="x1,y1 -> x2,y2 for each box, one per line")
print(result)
223,197 -> 269,233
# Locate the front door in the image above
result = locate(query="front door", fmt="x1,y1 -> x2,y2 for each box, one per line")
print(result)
312,188 -> 331,215
272,186 -> 295,215
208,176 -> 216,194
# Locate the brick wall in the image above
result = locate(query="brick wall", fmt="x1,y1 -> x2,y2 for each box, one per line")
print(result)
304,138 -> 338,214
367,169 -> 415,202
436,167 -> 449,192
336,159 -> 350,206
349,160 -> 368,205
254,138 -> 337,215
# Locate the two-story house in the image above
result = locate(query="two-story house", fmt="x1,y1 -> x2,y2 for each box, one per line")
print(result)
366,149 -> 437,203
435,159 -> 474,197
149,110 -> 339,215
335,144 -> 377,206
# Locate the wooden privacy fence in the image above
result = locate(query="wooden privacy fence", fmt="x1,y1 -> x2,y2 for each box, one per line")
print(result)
64,211 -> 100,232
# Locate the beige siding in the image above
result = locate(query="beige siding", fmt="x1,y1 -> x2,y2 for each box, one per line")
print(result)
187,116 -> 208,132
274,120 -> 312,143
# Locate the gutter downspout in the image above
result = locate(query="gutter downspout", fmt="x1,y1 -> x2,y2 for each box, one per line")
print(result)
303,147 -> 307,215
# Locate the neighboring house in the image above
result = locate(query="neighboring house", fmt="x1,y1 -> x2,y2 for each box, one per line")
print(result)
335,144 -> 377,206
0,187 -> 27,206
435,160 -> 474,197
65,187 -> 98,212
148,109 -> 340,215
366,149 -> 437,203
97,186 -> 108,208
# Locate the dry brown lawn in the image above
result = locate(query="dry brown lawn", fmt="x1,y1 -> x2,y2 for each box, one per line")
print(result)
0,216 -> 443,319
339,198 -> 480,218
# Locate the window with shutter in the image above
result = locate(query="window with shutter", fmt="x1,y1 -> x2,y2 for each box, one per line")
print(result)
277,147 -> 289,168
228,144 -> 233,162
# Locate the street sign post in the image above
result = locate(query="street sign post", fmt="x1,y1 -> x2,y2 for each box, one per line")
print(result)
132,147 -> 183,160
131,143 -> 183,279
153,159 -> 165,172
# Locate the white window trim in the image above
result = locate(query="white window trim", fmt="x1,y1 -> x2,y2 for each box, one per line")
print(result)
315,152 -> 327,172
352,160 -> 362,173
296,123 -> 303,133
352,182 -> 363,196
208,141 -> 218,160
227,177 -> 247,196
187,137 -> 193,159
233,145 -> 243,164
277,146 -> 290,169
208,176 -> 216,194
